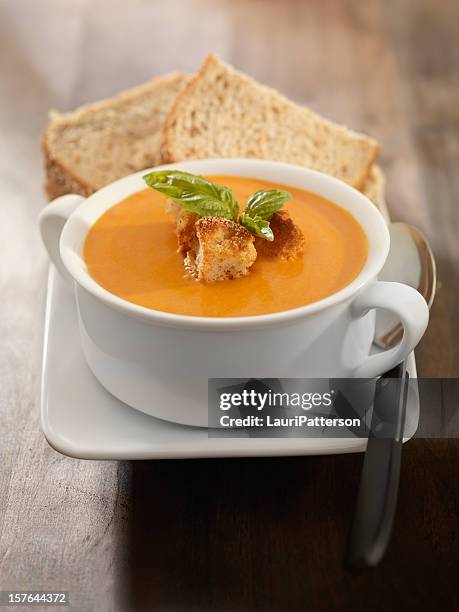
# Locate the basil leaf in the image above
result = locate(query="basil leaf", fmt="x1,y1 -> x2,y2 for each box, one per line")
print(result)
239,212 -> 274,242
245,189 -> 292,220
143,170 -> 239,221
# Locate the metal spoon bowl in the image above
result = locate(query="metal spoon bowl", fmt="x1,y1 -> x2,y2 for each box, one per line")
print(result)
375,222 -> 436,349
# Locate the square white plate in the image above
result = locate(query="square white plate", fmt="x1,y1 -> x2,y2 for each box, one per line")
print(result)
41,267 -> 419,460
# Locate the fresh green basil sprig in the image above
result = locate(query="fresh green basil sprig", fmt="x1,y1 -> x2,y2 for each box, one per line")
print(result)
143,170 -> 239,221
239,189 -> 292,241
239,212 -> 274,241
142,170 -> 292,241
245,189 -> 292,219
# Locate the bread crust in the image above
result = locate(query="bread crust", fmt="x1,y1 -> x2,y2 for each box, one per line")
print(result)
356,144 -> 380,191
43,136 -> 94,198
361,164 -> 385,204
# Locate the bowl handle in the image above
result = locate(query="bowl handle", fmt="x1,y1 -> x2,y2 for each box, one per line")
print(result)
351,281 -> 428,378
39,194 -> 85,281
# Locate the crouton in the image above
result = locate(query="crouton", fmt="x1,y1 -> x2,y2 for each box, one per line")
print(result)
254,210 -> 305,260
186,217 -> 257,282
166,199 -> 198,254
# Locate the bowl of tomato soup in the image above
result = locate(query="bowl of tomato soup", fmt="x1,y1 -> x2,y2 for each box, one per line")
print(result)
40,159 -> 428,426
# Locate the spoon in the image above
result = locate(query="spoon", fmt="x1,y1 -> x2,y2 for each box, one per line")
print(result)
345,222 -> 436,573
375,222 -> 436,349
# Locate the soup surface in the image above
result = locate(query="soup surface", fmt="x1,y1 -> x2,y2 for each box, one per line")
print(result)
84,176 -> 368,317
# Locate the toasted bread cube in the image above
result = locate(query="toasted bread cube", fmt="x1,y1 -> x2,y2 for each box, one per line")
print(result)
188,217 -> 257,282
166,199 -> 198,254
254,210 -> 304,260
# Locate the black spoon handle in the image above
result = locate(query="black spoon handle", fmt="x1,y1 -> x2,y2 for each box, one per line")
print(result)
345,363 -> 409,573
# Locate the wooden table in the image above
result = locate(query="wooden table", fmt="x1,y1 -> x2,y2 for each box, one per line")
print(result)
1,1 -> 458,610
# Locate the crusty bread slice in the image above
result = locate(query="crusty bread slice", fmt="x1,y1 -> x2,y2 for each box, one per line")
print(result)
162,54 -> 379,189
43,72 -> 188,199
361,164 -> 385,205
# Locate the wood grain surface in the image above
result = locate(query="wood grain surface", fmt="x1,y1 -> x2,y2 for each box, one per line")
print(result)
0,1 -> 458,611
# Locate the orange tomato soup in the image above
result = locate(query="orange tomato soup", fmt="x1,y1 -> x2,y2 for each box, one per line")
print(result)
84,176 -> 368,317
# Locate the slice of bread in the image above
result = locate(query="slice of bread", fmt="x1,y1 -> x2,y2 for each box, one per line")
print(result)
43,72 -> 188,199
162,54 -> 379,189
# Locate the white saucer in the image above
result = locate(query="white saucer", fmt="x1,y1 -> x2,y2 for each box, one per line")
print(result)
41,267 -> 419,460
